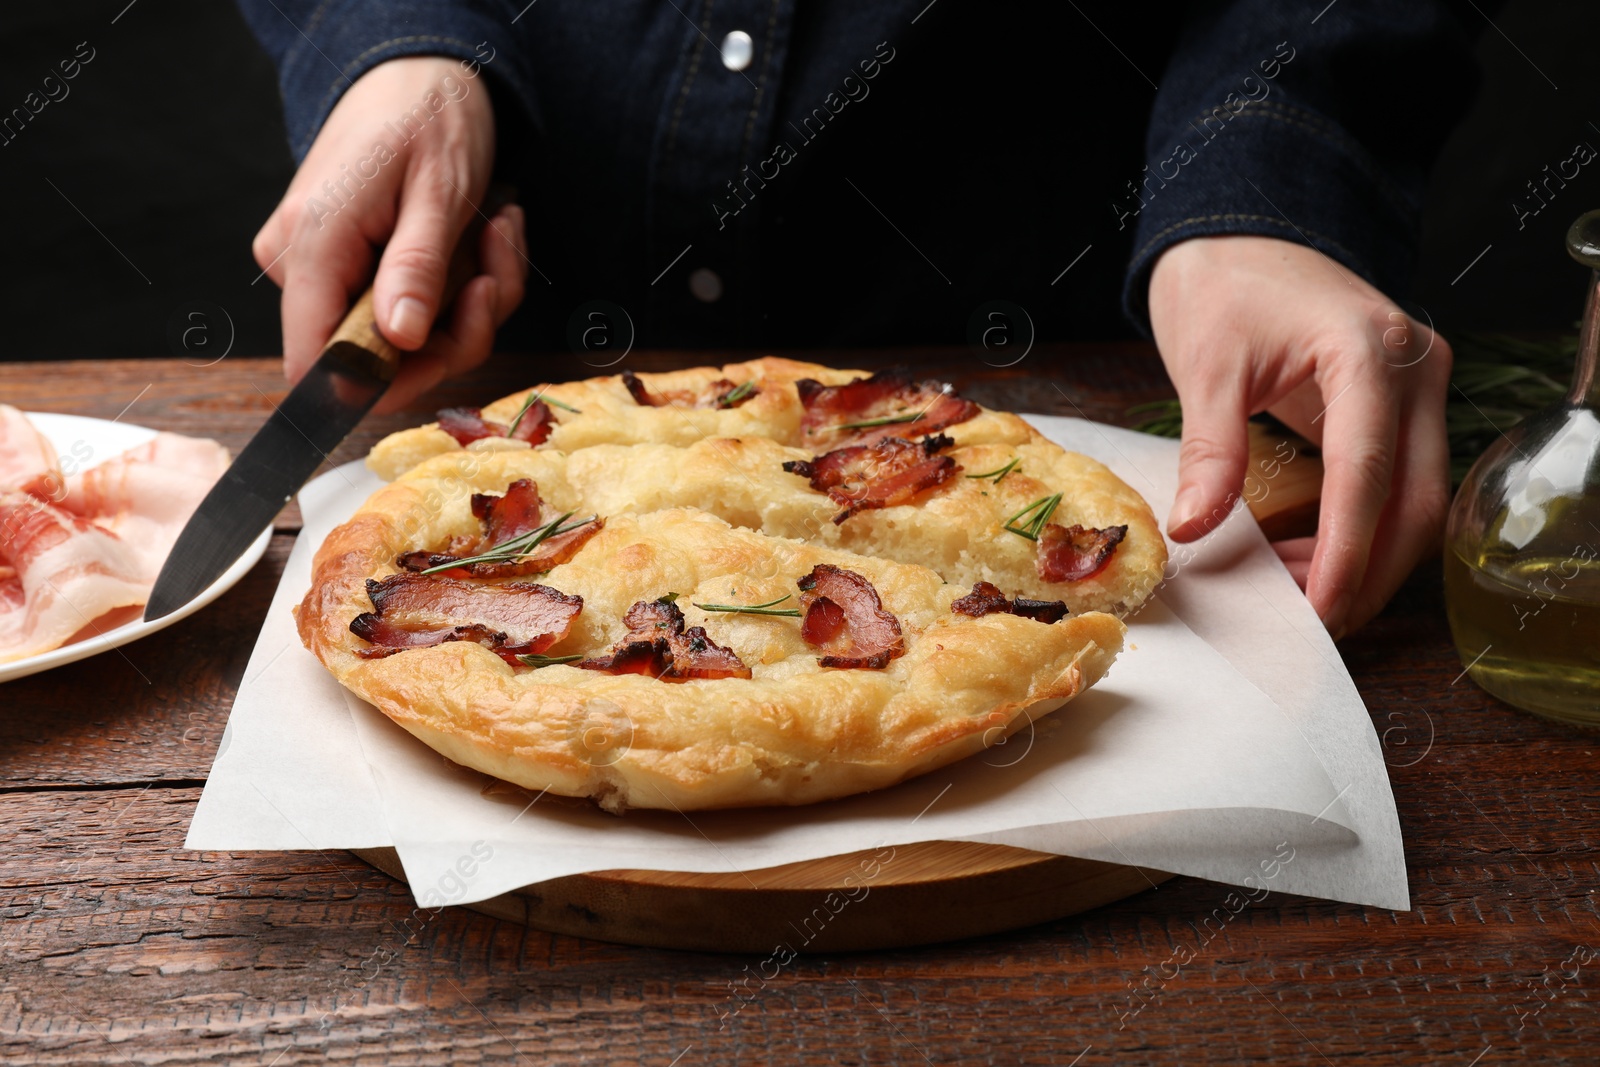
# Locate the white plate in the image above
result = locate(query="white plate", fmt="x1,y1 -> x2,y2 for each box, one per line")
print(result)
0,412 -> 271,684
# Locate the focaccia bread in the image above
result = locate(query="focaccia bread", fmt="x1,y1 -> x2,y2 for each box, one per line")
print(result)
366,356 -> 1031,480
301,360 -> 1164,811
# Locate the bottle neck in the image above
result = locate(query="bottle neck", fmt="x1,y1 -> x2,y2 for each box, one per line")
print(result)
1574,271 -> 1600,406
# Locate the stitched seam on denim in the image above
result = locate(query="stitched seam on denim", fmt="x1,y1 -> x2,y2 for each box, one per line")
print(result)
1254,99 -> 1344,139
662,0 -> 716,174
1253,100 -> 1409,207
302,0 -> 336,45
303,34 -> 485,155
1131,214 -> 1364,271
1177,99 -> 1401,208
738,0 -> 783,165
1181,98 -> 1341,143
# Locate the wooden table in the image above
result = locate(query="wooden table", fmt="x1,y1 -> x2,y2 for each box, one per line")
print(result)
1,350 -> 1594,1065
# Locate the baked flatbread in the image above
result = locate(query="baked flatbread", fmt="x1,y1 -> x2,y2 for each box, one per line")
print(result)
301,361 -> 1163,811
366,357 -> 1031,479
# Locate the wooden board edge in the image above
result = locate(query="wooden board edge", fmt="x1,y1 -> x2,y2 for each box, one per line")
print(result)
353,845 -> 1173,953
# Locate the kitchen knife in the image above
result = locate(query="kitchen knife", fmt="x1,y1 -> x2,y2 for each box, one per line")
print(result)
144,195 -> 505,621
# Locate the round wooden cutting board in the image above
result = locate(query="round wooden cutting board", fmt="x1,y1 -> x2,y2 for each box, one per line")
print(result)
353,843 -> 1171,953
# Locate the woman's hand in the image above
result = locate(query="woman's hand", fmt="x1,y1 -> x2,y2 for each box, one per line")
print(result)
250,55 -> 528,413
1148,235 -> 1452,639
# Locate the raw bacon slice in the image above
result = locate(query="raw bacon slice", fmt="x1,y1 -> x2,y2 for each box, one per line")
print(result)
577,597 -> 751,681
0,414 -> 231,661
436,402 -> 552,447
1037,523 -> 1128,583
794,371 -> 980,449
0,492 -> 149,664
951,581 -> 1069,624
620,370 -> 757,410
0,405 -> 59,496
0,406 -> 57,494
395,479 -> 602,579
350,573 -> 582,664
48,432 -> 230,583
783,434 -> 958,524
0,567 -> 23,617
796,564 -> 904,669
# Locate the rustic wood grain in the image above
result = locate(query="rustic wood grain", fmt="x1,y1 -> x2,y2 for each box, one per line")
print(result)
0,535 -> 290,790
2,352 -> 1597,1065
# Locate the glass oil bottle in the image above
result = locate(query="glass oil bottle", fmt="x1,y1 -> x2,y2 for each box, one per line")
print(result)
1444,211 -> 1600,725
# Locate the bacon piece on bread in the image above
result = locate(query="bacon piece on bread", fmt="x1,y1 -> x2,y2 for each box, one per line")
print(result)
351,573 -> 582,664
578,597 -> 751,681
783,434 -> 958,524
1037,523 -> 1128,583
796,563 -> 904,669
396,479 -> 601,579
436,403 -> 552,447
794,370 -> 980,449
621,370 -> 758,410
951,580 -> 1069,624
619,370 -> 661,407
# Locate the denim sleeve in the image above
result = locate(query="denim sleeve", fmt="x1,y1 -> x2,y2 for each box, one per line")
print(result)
234,0 -> 535,162
1118,0 -> 1480,334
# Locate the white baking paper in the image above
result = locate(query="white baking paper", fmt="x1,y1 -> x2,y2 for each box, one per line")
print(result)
187,417 -> 1408,911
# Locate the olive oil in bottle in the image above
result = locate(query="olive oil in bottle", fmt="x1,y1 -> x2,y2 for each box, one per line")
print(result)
1444,210 -> 1600,727
1444,541 -> 1600,726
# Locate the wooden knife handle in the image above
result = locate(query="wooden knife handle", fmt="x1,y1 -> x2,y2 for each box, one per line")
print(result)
320,184 -> 516,384
322,288 -> 401,381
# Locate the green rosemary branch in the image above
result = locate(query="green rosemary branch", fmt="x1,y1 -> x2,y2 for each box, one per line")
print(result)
831,411 -> 922,432
506,387 -> 582,436
966,457 -> 1021,483
691,594 -> 802,617
1001,493 -> 1062,541
717,380 -> 757,407
419,511 -> 596,574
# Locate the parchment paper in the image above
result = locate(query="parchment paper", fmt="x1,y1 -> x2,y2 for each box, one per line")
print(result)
187,417 -> 1407,911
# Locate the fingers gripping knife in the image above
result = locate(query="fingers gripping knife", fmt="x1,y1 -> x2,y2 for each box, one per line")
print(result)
144,189 -> 511,621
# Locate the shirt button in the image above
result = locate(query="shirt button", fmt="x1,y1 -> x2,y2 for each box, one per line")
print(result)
721,30 -> 753,72
689,268 -> 724,303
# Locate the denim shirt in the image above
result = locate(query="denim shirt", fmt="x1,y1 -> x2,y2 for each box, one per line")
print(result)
237,0 -> 1479,349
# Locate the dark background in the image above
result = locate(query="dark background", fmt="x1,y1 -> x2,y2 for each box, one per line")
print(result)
0,0 -> 1594,362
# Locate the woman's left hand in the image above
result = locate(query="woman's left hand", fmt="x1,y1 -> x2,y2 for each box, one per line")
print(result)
1148,234 -> 1453,639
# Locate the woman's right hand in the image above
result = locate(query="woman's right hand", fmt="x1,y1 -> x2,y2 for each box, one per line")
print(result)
250,55 -> 528,412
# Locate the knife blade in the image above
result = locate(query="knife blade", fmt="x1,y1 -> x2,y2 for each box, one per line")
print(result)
144,193 -> 506,621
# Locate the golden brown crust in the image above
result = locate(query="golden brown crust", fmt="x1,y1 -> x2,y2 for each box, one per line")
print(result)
366,359 -> 1036,480
308,359 -> 1161,811
301,481 -> 1124,811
